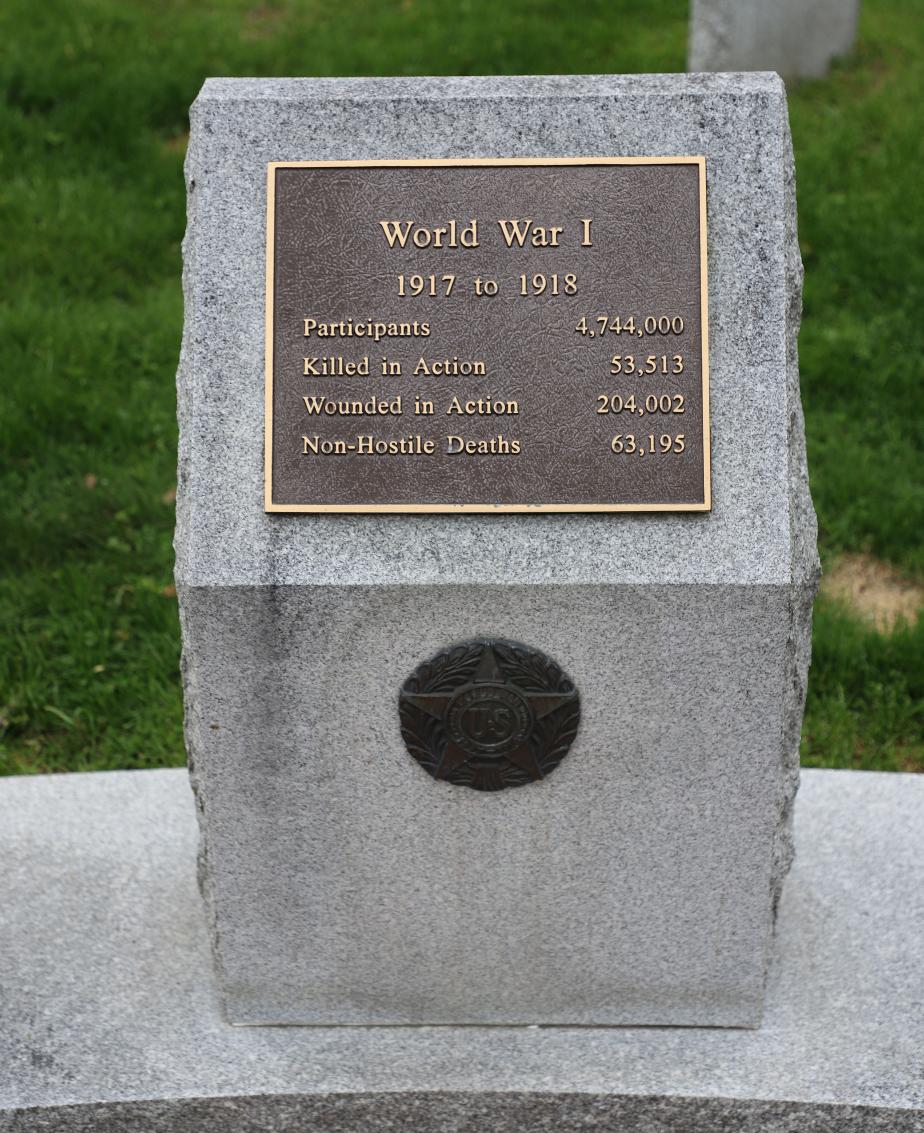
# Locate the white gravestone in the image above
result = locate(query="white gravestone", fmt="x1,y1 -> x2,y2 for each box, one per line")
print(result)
689,0 -> 861,80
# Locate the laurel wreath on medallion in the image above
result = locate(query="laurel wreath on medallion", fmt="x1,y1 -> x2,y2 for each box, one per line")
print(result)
399,639 -> 580,792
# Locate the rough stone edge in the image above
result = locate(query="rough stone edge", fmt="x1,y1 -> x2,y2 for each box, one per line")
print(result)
1,1092 -> 919,1132
769,83 -> 821,923
174,129 -> 233,1020
176,595 -> 232,1023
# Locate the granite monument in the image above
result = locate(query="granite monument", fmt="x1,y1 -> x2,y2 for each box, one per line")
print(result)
175,73 -> 819,1028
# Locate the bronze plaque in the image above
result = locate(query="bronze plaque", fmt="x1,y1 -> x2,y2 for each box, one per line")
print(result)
265,157 -> 710,512
399,639 -> 580,792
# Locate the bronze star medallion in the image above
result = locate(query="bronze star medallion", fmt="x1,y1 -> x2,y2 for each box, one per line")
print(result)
398,639 -> 580,792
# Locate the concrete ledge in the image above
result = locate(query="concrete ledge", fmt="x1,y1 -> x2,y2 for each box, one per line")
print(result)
2,767 -> 922,1130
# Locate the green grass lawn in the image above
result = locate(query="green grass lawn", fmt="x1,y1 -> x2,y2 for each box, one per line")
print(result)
1,0 -> 922,775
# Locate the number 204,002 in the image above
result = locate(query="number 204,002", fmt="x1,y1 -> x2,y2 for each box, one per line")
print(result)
596,394 -> 685,414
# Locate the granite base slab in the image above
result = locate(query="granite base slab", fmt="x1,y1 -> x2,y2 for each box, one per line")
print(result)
2,767 -> 922,1131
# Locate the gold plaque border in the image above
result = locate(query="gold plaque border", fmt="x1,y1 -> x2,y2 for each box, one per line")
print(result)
264,156 -> 711,514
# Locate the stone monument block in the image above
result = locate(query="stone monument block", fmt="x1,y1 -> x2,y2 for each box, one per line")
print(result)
689,0 -> 861,80
175,74 -> 818,1027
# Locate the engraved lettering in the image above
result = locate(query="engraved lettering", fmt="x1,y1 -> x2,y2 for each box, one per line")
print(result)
446,435 -> 521,454
302,436 -> 350,455
303,356 -> 370,377
413,357 -> 487,377
379,219 -> 479,248
446,396 -> 519,416
302,395 -> 402,416
356,435 -> 436,455
303,318 -> 431,340
497,219 -> 563,248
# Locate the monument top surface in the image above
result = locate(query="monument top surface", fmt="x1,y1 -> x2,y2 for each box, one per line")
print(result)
176,73 -> 813,588
195,72 -> 785,100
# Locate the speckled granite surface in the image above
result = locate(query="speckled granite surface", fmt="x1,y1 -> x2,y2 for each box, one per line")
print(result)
2,768 -> 921,1130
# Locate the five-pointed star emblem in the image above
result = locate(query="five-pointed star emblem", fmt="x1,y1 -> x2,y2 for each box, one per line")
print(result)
401,646 -> 576,780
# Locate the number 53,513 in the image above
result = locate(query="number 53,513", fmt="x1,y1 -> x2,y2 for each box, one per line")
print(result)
611,354 -> 683,375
